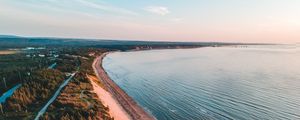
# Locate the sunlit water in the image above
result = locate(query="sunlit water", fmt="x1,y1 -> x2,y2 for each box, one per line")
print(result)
103,45 -> 300,120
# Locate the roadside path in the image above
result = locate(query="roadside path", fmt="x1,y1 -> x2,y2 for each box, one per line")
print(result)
80,90 -> 92,109
34,72 -> 77,120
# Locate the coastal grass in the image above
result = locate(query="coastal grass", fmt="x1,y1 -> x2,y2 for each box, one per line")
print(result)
87,74 -> 108,91
39,48 -> 113,120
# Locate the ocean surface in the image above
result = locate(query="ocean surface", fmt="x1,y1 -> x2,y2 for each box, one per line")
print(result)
103,45 -> 300,120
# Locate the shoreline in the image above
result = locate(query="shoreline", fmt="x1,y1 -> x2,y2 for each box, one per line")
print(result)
92,52 -> 155,120
88,75 -> 131,120
123,46 -> 205,52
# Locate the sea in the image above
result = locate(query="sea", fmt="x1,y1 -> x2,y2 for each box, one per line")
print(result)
103,44 -> 300,120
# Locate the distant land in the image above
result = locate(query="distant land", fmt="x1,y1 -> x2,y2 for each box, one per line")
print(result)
0,35 -> 271,50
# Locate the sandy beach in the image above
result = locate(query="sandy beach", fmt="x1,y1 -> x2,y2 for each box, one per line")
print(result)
92,52 -> 154,120
88,75 -> 131,120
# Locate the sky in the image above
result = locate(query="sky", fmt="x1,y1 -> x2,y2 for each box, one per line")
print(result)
0,0 -> 300,43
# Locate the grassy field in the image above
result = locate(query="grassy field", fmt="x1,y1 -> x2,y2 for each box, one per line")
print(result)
0,50 -> 18,55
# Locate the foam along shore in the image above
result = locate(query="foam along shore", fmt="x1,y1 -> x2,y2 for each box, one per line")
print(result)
92,52 -> 155,120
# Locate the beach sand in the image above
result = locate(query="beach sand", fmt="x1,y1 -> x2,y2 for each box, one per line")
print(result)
88,75 -> 131,120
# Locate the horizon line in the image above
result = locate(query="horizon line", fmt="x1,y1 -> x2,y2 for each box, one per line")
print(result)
0,34 -> 284,45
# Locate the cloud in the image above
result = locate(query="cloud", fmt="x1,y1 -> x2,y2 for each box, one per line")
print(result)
1,0 -> 138,16
76,0 -> 138,15
144,6 -> 170,16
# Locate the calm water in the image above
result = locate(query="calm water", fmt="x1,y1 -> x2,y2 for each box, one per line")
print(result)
103,45 -> 300,120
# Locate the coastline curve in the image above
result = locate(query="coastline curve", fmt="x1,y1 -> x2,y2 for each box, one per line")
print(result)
93,52 -> 155,120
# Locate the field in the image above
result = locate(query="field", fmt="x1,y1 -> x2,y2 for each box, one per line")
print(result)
0,50 -> 18,55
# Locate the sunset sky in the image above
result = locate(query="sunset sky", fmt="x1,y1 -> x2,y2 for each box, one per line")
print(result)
0,0 -> 299,43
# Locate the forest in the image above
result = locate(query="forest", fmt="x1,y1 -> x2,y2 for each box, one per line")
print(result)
0,47 -> 111,120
